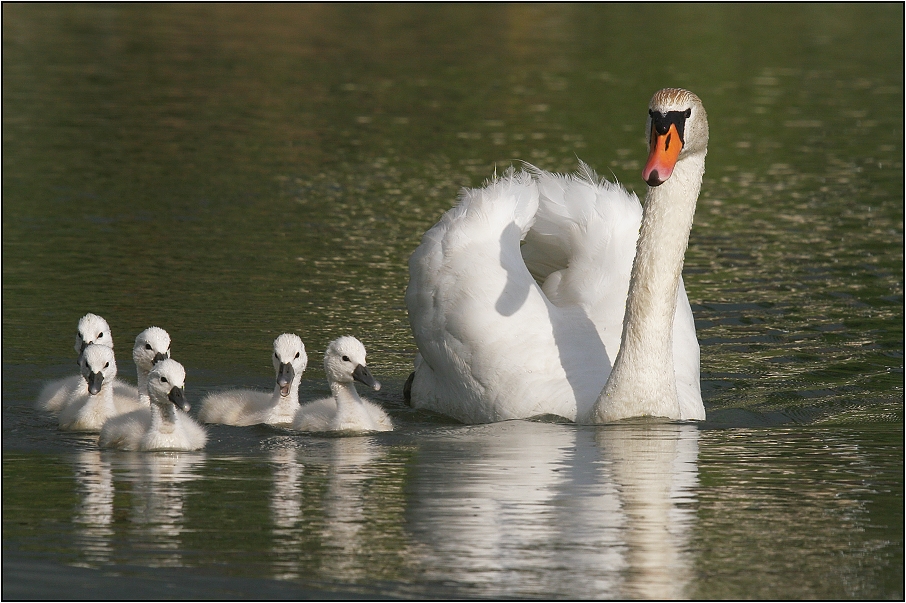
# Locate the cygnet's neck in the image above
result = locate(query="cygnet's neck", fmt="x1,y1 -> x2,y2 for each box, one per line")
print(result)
151,400 -> 178,434
330,380 -> 369,429
87,380 -> 117,415
593,152 -> 704,422
268,373 -> 302,422
138,368 -> 151,405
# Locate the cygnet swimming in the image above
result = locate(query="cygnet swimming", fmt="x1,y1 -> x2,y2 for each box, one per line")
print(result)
99,359 -> 207,451
57,344 -> 143,432
198,333 -> 308,427
292,336 -> 392,433
37,313 -> 116,414
128,326 -> 171,405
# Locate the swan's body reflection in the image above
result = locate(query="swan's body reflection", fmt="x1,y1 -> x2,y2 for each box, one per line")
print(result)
405,421 -> 699,599
71,450 -> 205,568
72,451 -> 115,566
267,437 -> 395,582
110,452 -> 205,567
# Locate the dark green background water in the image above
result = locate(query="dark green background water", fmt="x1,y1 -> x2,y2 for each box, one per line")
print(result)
3,4 -> 902,599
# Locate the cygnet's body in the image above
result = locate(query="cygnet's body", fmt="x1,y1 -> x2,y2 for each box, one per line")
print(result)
198,334 -> 307,427
292,336 -> 392,433
99,359 -> 207,451
37,313 -> 117,414
58,344 -> 143,432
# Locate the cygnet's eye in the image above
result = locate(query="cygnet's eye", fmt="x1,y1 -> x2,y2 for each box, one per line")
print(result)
274,352 -> 279,359
104,362 -> 109,369
97,332 -> 104,339
145,343 -> 152,350
294,352 -> 300,359
160,376 -> 169,384
342,355 -> 350,362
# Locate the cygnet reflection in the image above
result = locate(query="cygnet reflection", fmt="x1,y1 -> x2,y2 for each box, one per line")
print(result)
72,450 -> 115,566
110,452 -> 206,568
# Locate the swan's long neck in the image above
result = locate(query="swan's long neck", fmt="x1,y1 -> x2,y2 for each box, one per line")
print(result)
331,381 -> 368,430
151,400 -> 178,434
86,381 -> 116,418
268,373 -> 302,423
138,368 -> 151,405
592,152 -> 704,422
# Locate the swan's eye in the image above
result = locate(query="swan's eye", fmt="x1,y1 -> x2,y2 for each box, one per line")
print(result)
145,343 -> 152,350
342,355 -> 350,362
685,108 -> 691,118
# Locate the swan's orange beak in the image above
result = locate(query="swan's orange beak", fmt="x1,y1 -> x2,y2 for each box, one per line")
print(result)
642,123 -> 683,187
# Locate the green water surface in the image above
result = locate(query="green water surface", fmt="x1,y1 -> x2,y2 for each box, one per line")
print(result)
3,4 -> 902,599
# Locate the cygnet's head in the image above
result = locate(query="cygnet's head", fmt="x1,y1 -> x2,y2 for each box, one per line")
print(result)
75,313 -> 113,356
147,358 -> 190,412
643,88 -> 709,186
272,333 -> 307,397
323,336 -> 381,391
133,327 -> 171,371
79,343 -> 118,396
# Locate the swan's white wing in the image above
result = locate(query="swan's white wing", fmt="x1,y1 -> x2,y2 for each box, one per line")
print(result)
99,408 -> 152,450
362,399 -> 393,431
36,375 -> 85,414
407,170 -> 590,422
292,397 -> 338,431
197,389 -> 274,426
524,165 -> 642,358
672,281 -> 704,420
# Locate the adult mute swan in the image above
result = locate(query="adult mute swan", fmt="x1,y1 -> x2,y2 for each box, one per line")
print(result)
292,336 -> 392,433
58,344 -> 143,431
198,333 -> 308,427
99,359 -> 207,451
405,88 -> 708,424
37,313 -> 117,413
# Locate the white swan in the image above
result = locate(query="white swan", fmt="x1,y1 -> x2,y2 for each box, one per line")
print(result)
99,359 -> 207,451
58,344 -> 143,431
405,88 -> 708,424
129,326 -> 171,406
37,313 -> 116,414
197,333 -> 308,427
292,336 -> 392,433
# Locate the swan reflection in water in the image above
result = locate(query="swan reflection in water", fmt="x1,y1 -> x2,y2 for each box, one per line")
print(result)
72,450 -> 115,566
267,436 -> 392,582
404,420 -> 700,599
70,451 -> 206,568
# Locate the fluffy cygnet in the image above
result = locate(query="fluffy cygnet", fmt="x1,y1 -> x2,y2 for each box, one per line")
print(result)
99,359 -> 207,451
292,336 -> 392,433
37,313 -> 115,414
198,333 -> 308,427
58,344 -> 142,432
127,326 -> 171,405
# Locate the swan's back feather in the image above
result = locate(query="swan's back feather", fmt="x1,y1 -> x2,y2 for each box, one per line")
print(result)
198,389 -> 275,426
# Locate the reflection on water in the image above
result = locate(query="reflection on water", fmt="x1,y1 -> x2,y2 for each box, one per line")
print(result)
405,421 -> 699,599
72,451 -> 114,566
71,452 -> 206,568
269,448 -> 304,580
